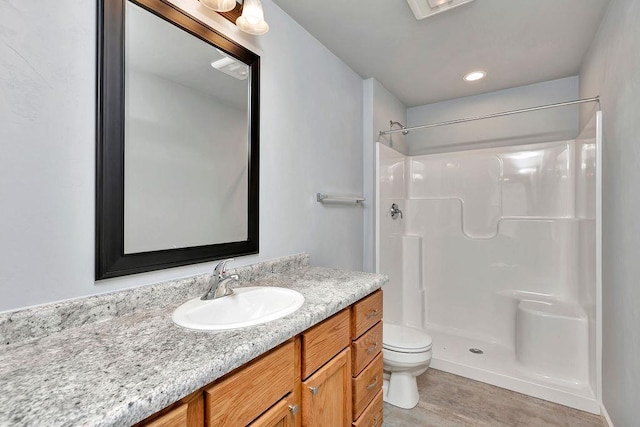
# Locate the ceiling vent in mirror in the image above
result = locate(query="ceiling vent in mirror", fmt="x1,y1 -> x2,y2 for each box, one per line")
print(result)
211,54 -> 249,80
406,0 -> 475,20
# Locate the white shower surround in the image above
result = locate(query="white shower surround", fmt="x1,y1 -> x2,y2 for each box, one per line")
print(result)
376,112 -> 602,413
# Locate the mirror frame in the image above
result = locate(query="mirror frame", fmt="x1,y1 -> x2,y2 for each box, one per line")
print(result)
96,0 -> 259,280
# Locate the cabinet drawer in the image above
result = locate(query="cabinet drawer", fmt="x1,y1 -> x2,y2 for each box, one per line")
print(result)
143,403 -> 187,427
205,340 -> 296,426
301,309 -> 350,379
351,290 -> 382,339
352,390 -> 383,427
352,352 -> 383,420
351,321 -> 382,376
136,390 -> 203,427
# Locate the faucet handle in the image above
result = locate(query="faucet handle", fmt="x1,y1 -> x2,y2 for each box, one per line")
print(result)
390,203 -> 403,220
213,258 -> 234,277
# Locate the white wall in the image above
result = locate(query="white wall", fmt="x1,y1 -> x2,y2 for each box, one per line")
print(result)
579,0 -> 640,424
363,78 -> 407,273
0,0 -> 364,312
376,143 -> 407,324
407,76 -> 580,155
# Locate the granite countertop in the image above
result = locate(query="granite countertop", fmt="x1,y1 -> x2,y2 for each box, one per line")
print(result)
0,256 -> 386,426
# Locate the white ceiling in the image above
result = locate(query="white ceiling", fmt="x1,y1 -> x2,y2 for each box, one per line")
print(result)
272,0 -> 609,107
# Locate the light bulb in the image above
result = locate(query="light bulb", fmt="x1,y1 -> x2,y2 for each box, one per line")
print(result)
199,0 -> 236,13
236,0 -> 269,35
463,71 -> 487,82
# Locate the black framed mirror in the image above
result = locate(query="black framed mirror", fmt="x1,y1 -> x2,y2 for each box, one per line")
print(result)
96,0 -> 259,280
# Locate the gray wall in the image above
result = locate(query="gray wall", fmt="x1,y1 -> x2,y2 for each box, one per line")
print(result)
579,0 -> 640,424
407,76 -> 580,155
124,70 -> 248,253
362,78 -> 408,273
0,0 -> 364,312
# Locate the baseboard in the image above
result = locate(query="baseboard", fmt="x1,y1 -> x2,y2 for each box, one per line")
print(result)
600,403 -> 614,427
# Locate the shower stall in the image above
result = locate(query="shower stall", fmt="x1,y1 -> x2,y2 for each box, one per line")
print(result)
376,103 -> 602,413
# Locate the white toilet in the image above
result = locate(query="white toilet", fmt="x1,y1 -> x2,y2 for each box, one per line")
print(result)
382,323 -> 433,409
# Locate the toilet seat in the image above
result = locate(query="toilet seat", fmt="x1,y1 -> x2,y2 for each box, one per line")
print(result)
383,323 -> 432,354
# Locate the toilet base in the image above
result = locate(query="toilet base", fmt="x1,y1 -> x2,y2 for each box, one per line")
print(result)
382,371 -> 420,409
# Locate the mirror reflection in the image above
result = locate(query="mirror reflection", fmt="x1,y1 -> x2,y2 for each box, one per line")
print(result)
123,1 -> 249,254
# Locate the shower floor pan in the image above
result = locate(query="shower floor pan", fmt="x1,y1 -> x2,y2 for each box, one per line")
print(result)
425,326 -> 599,414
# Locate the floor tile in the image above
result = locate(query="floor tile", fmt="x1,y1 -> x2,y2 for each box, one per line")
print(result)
383,369 -> 604,427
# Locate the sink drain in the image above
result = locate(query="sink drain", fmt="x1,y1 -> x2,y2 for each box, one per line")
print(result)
469,348 -> 484,354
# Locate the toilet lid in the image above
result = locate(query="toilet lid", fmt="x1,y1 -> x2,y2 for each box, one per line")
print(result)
383,323 -> 432,353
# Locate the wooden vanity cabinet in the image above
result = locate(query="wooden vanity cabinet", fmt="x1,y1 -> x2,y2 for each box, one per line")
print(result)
300,309 -> 352,426
135,290 -> 383,427
140,404 -> 188,427
352,391 -> 383,427
134,389 -> 204,427
205,339 -> 297,426
300,309 -> 351,379
301,348 -> 352,426
249,393 -> 298,427
350,290 -> 383,426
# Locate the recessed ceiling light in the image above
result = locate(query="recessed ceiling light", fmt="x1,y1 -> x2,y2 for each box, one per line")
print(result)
463,71 -> 486,82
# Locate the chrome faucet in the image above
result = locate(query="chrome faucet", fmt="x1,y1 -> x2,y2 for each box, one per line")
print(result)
202,259 -> 239,300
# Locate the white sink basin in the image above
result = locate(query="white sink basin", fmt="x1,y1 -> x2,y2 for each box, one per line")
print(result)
172,286 -> 305,331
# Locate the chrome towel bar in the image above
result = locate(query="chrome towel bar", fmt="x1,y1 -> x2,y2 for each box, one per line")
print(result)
316,193 -> 365,205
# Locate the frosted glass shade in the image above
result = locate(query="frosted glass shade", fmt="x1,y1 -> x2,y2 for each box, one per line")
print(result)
200,0 -> 236,12
236,0 -> 269,35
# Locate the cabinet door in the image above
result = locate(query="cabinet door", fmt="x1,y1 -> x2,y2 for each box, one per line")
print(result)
205,340 -> 296,426
249,393 -> 298,427
301,348 -> 352,427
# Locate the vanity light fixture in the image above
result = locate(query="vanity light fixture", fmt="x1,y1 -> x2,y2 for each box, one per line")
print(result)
463,70 -> 487,82
199,0 -> 269,35
199,0 -> 236,12
236,0 -> 269,35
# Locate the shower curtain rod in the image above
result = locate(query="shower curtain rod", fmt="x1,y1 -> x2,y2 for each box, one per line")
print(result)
379,96 -> 600,136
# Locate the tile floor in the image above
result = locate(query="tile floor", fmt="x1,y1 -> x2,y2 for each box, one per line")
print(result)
383,369 -> 605,427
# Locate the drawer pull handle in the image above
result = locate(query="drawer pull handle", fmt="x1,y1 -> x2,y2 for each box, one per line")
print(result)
366,376 -> 379,390
366,343 -> 378,354
371,415 -> 379,427
288,404 -> 299,415
308,386 -> 319,395
366,309 -> 379,319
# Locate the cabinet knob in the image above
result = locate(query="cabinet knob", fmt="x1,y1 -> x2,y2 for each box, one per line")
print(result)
366,309 -> 379,319
366,342 -> 378,354
308,386 -> 319,395
366,376 -> 379,390
288,404 -> 299,415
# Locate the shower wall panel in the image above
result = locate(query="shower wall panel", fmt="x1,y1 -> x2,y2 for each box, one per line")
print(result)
409,154 -> 501,238
406,141 -> 582,346
574,114 -> 598,395
407,199 -> 578,346
377,143 -> 407,324
377,134 -> 599,408
499,143 -> 574,218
